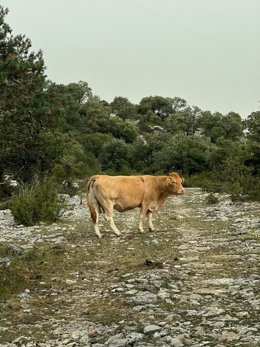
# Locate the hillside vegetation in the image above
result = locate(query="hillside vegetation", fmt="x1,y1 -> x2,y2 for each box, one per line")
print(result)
0,6 -> 260,224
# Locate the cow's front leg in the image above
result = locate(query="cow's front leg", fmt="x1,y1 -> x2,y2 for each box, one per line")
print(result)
147,211 -> 155,231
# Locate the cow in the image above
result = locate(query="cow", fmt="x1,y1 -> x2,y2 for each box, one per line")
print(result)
86,172 -> 184,238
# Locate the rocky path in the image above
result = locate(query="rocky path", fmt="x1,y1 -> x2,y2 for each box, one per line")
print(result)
0,189 -> 259,346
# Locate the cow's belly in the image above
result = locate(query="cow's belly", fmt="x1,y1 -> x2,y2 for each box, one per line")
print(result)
114,201 -> 141,212
113,198 -> 141,213
114,204 -> 137,212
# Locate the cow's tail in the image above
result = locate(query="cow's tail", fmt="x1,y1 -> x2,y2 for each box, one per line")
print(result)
86,177 -> 98,224
87,177 -> 105,223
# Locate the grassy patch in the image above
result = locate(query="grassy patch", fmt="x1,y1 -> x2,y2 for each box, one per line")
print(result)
0,243 -> 69,301
239,230 -> 260,241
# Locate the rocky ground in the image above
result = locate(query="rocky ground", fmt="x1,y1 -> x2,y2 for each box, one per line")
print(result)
0,188 -> 259,347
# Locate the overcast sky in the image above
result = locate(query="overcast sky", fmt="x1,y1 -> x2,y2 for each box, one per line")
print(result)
2,0 -> 260,117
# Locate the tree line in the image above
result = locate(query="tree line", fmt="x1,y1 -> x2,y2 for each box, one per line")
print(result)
0,6 -> 259,207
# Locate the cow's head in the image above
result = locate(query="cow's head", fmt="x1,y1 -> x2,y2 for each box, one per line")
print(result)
166,172 -> 185,195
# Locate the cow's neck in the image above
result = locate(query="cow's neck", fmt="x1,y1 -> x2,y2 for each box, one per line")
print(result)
156,176 -> 172,206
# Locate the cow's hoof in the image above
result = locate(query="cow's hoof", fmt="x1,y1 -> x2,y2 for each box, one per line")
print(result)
149,228 -> 155,232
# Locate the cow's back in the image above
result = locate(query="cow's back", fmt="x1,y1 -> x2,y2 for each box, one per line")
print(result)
90,175 -> 145,212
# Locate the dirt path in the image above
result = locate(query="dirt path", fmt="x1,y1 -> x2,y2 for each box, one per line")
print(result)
0,188 -> 259,346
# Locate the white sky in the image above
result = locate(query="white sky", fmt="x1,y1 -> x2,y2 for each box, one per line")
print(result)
2,0 -> 260,117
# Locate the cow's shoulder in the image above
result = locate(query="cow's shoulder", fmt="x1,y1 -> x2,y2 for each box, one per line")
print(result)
141,175 -> 167,195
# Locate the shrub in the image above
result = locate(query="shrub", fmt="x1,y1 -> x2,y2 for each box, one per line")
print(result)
10,179 -> 63,226
188,172 -> 223,192
205,192 -> 219,204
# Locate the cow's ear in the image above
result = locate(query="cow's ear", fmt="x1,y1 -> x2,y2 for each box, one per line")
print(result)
182,177 -> 185,184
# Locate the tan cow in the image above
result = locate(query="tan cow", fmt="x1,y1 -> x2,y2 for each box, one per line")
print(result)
86,172 -> 184,238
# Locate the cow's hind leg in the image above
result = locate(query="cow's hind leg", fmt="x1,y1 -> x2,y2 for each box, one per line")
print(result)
88,200 -> 102,238
147,210 -> 155,231
103,202 -> 121,236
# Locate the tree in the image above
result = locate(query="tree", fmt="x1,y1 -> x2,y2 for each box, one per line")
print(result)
222,112 -> 243,141
170,97 -> 187,113
179,106 -> 201,136
199,111 -> 243,143
110,96 -> 137,120
99,139 -> 131,173
138,96 -> 172,119
81,133 -> 114,157
0,6 -> 47,181
131,132 -> 173,173
79,95 -> 111,133
199,112 -> 225,143
151,134 -> 212,175
245,111 -> 260,142
244,111 -> 260,174
0,7 -> 92,187
104,117 -> 138,143
44,81 -> 92,131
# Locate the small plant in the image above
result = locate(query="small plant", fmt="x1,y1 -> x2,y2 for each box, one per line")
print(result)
205,192 -> 219,204
10,178 -> 64,226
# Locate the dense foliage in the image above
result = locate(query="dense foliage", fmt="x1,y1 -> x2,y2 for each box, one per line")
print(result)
10,178 -> 63,226
0,6 -> 259,224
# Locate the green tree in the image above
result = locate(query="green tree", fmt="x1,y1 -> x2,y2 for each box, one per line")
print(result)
110,96 -> 137,120
244,111 -> 260,174
81,133 -> 114,157
0,6 -> 48,181
199,111 -> 243,143
199,112 -> 226,143
104,116 -> 138,143
79,95 -> 111,133
99,139 -> 131,173
151,134 -> 212,175
138,96 -> 171,119
222,112 -> 243,140
166,106 -> 201,135
131,132 -> 173,173
44,81 -> 92,131
138,96 -> 187,119
245,111 -> 260,142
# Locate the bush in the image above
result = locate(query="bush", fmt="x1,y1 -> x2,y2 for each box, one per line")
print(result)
188,172 -> 223,192
10,179 -> 63,226
205,192 -> 219,204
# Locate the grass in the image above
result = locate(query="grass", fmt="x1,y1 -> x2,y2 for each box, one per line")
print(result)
0,189 -> 259,344
239,230 -> 260,241
0,225 -> 182,342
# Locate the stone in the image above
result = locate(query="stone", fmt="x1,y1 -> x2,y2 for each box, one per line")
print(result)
204,307 -> 225,317
171,337 -> 184,347
0,257 -> 11,267
126,332 -> 144,343
125,292 -> 157,305
143,325 -> 161,335
108,339 -> 128,347
219,331 -> 240,342
106,333 -> 124,345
